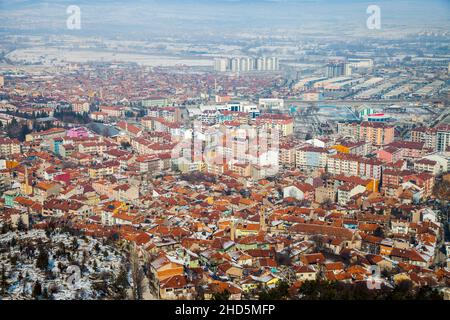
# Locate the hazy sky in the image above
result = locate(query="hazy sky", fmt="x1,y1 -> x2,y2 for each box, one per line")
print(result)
0,0 -> 449,38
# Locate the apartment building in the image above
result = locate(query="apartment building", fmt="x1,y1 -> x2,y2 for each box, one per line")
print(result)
327,153 -> 383,179
88,161 -> 120,179
411,126 -> 438,150
436,125 -> 450,152
338,121 -> 394,146
256,114 -> 294,137
295,146 -> 329,170
0,137 -> 21,157
411,124 -> 450,152
99,106 -> 125,118
72,101 -> 90,114
279,142 -> 296,167
414,159 -> 440,175
359,122 -> 395,146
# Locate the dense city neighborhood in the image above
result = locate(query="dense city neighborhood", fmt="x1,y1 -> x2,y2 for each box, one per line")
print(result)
0,0 -> 450,302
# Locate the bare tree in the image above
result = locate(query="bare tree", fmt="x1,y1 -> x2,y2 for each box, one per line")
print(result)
433,179 -> 450,205
130,244 -> 145,300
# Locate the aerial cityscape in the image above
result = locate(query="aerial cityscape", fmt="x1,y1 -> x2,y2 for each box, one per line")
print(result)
0,0 -> 449,302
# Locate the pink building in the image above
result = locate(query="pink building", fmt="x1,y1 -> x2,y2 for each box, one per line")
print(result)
67,127 -> 90,139
376,146 -> 402,163
387,141 -> 426,159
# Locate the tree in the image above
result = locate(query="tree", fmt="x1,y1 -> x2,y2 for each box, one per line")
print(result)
112,266 -> 130,300
16,216 -> 27,231
72,237 -> 78,250
93,259 -> 98,271
414,285 -> 443,300
1,223 -> 10,234
212,289 -> 230,301
1,264 -> 7,296
310,235 -> 325,251
275,250 -> 292,266
258,281 -> 290,300
373,226 -> 384,238
433,179 -> 450,204
36,246 -> 49,271
93,272 -> 112,296
298,280 -> 339,300
10,255 -> 18,266
57,242 -> 66,256
130,245 -> 145,300
32,281 -> 42,299
386,280 -> 415,300
42,287 -> 49,300
121,141 -> 131,149
297,279 -> 442,300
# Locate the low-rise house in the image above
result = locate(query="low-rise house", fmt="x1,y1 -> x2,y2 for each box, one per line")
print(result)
338,184 -> 366,206
294,265 -> 317,281
34,181 -> 62,202
414,159 -> 440,175
204,281 -> 242,300
159,275 -> 196,300
150,255 -> 185,285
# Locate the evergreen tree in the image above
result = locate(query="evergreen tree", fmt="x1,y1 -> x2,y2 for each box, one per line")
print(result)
113,266 -> 129,300
36,246 -> 49,271
32,281 -> 42,299
42,287 -> 49,300
258,281 -> 290,300
72,237 -> 78,250
414,285 -> 443,300
16,216 -> 27,231
1,223 -> 10,234
1,264 -> 7,296
212,289 -> 231,301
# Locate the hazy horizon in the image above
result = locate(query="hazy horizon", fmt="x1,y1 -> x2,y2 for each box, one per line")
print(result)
1,0 -> 449,39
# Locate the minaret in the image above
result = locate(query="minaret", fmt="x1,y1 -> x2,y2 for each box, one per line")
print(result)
23,166 -> 32,195
230,219 -> 236,242
260,207 -> 267,232
25,166 -> 29,187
